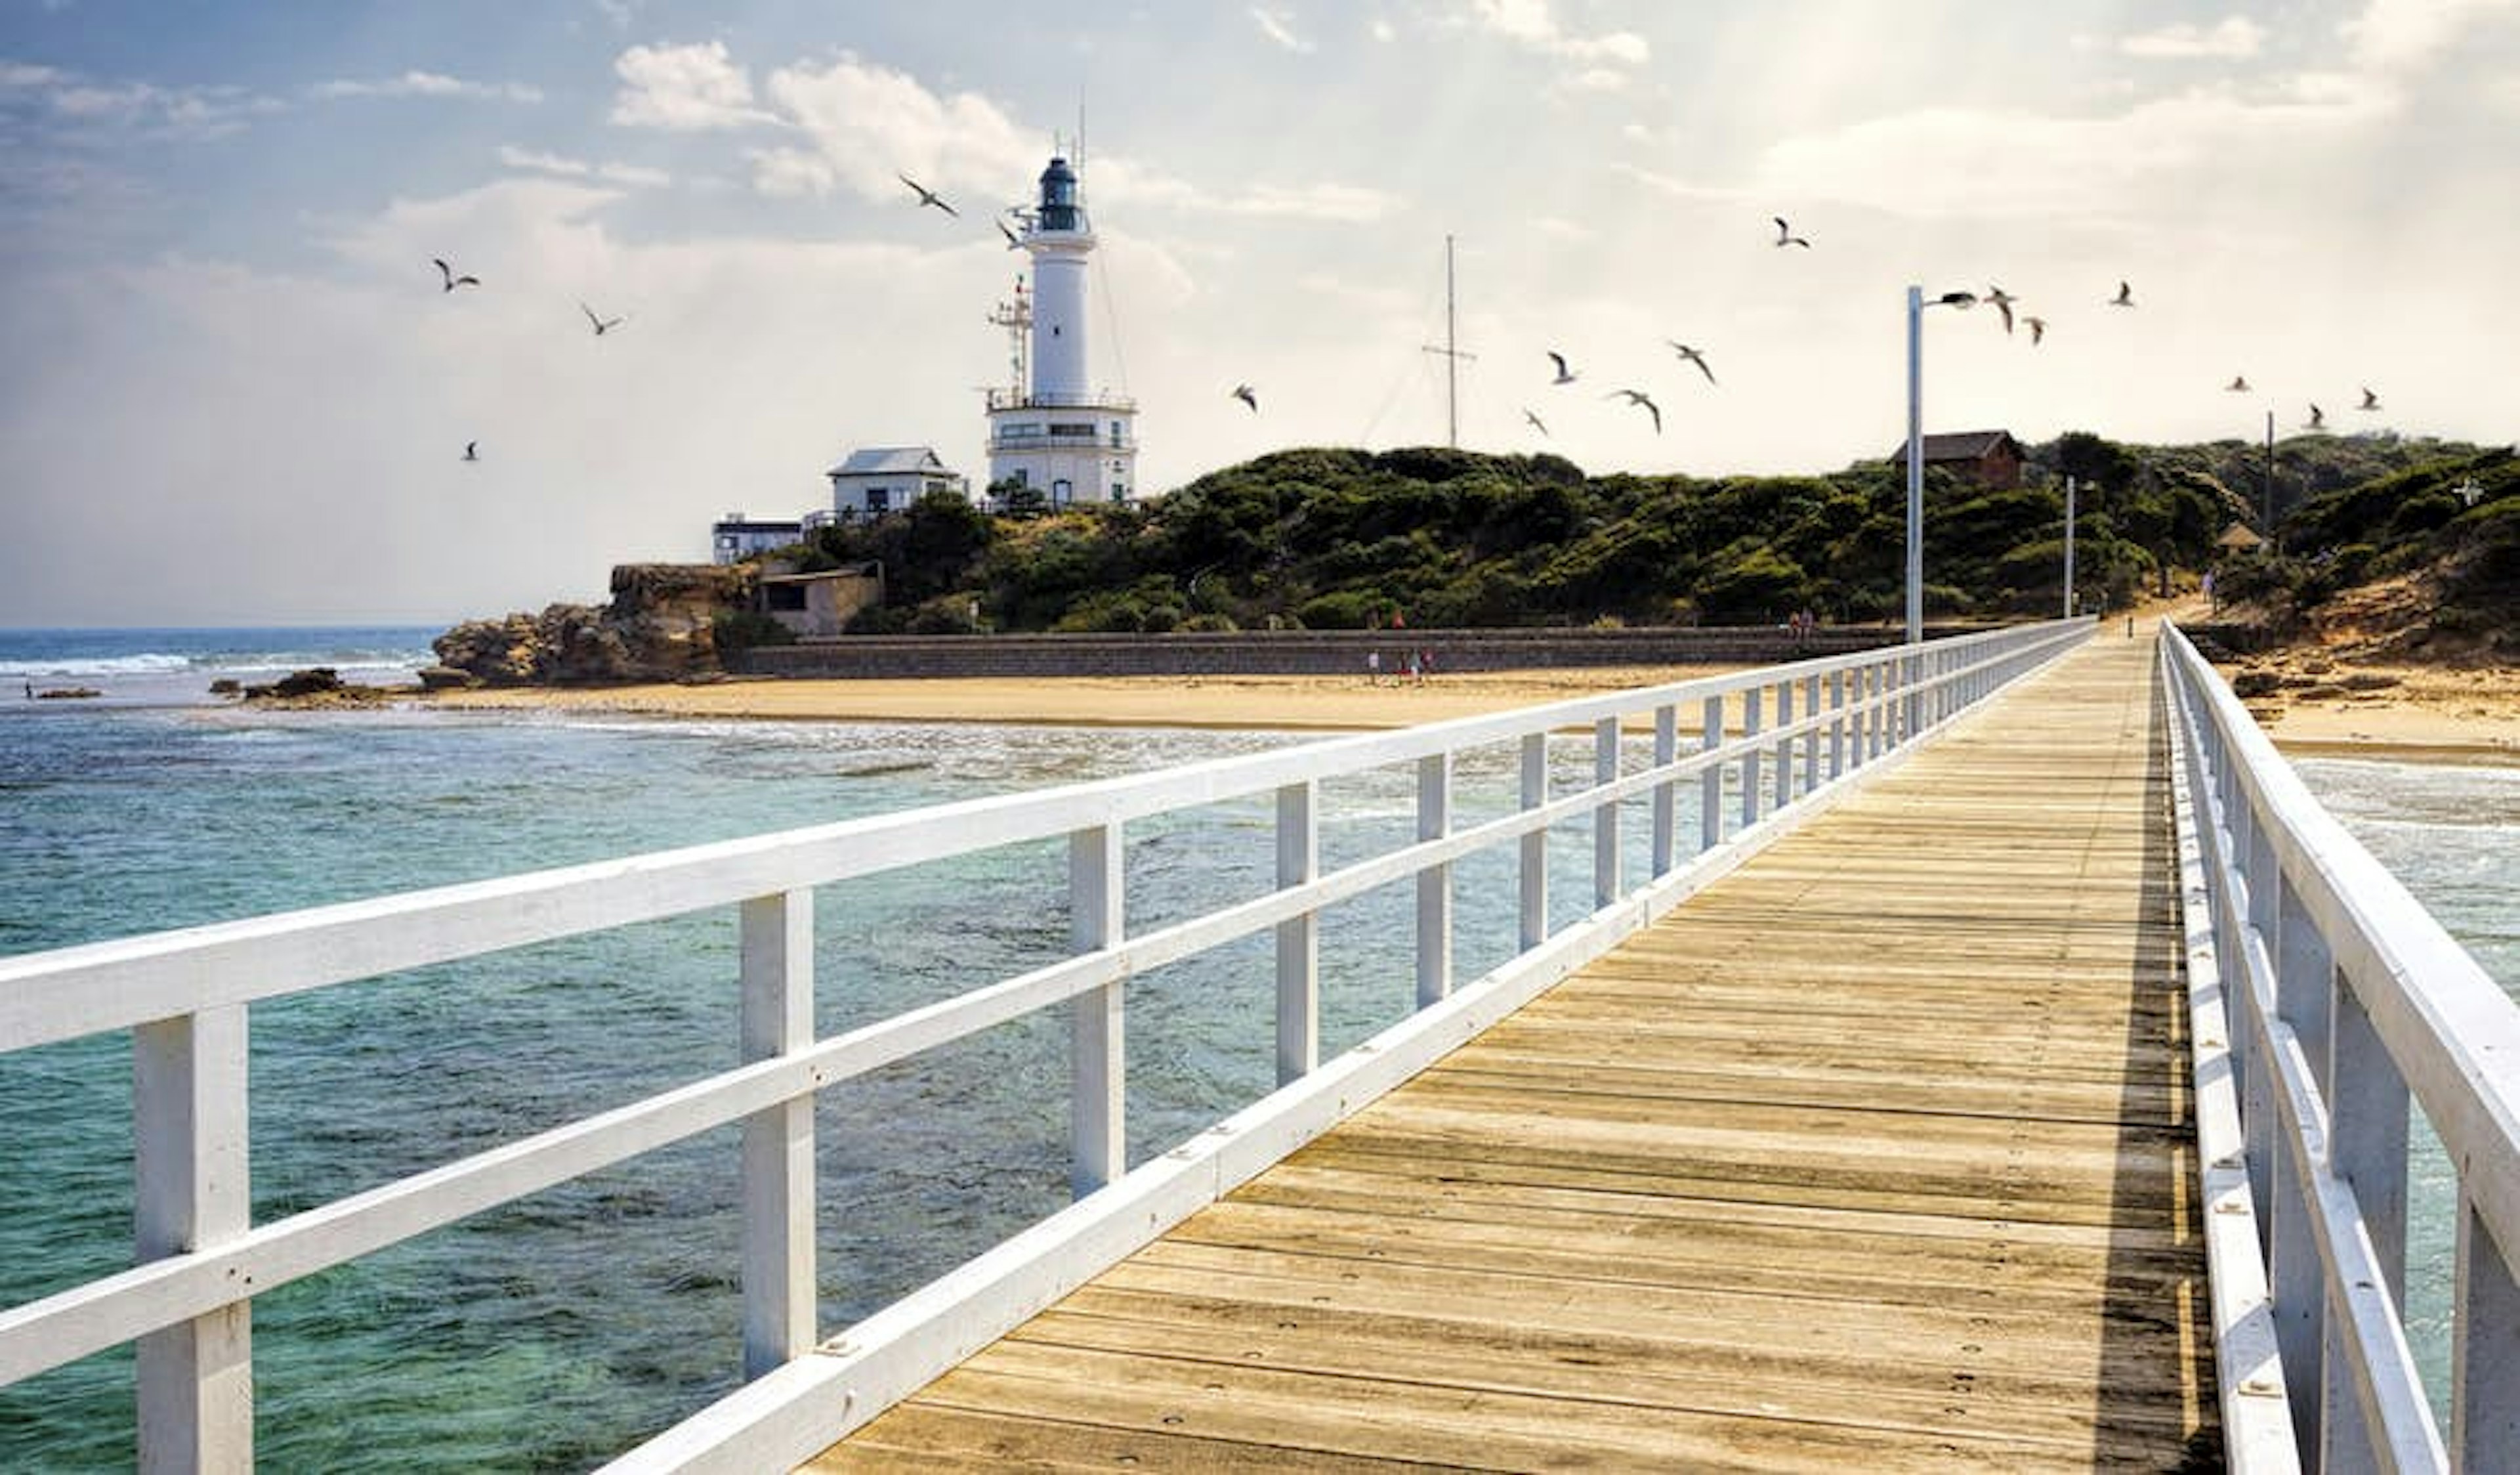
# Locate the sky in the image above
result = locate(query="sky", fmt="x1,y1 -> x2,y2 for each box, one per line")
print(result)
1,1 -> 2513,626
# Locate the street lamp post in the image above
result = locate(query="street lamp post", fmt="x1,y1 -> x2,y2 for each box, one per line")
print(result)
1903,286 -> 1977,645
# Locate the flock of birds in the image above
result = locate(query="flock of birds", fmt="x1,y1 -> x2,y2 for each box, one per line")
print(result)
1226,213 -> 2385,448
444,175 -> 2393,468
432,256 -> 630,463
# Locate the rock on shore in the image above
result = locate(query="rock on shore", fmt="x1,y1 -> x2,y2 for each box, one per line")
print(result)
432,564 -> 755,686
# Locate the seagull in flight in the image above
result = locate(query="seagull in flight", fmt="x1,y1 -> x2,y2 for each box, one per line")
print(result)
1231,383 -> 1259,412
2226,375 -> 2252,393
2109,280 -> 2135,307
462,441 -> 479,462
2305,404 -> 2326,431
996,218 -> 1022,249
2023,316 -> 2047,346
898,172 -> 957,217
433,258 -> 480,292
1771,216 -> 1811,248
1522,408 -> 1549,437
1986,286 -> 2017,335
1666,341 -> 1717,385
580,302 -> 627,336
2358,386 -> 2382,411
1607,388 -> 1662,435
1546,351 -> 1580,385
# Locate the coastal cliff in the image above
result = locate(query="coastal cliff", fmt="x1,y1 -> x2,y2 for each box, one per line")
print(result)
432,564 -> 753,685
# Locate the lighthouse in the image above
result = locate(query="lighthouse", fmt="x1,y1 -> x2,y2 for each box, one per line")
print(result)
985,155 -> 1138,506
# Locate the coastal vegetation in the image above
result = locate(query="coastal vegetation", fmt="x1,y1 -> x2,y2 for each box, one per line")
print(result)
790,431 -> 2508,644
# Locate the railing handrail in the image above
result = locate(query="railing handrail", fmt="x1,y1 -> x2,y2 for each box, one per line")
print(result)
2159,624 -> 2519,1473
1,619 -> 2091,1469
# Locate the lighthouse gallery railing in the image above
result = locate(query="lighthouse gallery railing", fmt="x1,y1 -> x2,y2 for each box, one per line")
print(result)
0,620 -> 2087,1472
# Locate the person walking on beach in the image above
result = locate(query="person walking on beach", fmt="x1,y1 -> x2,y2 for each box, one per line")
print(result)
1367,650 -> 1382,683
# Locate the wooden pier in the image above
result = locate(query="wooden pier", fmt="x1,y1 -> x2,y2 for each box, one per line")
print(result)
807,630 -> 2217,1471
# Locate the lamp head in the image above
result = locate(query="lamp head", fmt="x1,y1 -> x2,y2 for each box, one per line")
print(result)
1936,291 -> 1978,309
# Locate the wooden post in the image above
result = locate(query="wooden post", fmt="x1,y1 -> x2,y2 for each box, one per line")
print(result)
2453,1193 -> 2520,1470
1276,782 -> 1319,1085
1773,679 -> 1795,813
1650,706 -> 1677,878
1416,754 -> 1452,1008
740,890 -> 816,1380
1803,675 -> 1822,793
1738,686 -> 1763,830
135,1007 -> 253,1474
1699,695 -> 1723,853
1593,717 -> 1620,910
1069,824 -> 1124,1197
1519,733 -> 1548,951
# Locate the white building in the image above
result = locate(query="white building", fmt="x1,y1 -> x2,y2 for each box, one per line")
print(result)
824,446 -> 968,519
711,513 -> 805,565
984,156 -> 1139,506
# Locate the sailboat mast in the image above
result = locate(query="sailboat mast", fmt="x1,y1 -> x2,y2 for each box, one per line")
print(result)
1444,235 -> 1458,448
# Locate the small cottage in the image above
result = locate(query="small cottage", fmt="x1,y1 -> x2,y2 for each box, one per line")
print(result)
1888,431 -> 2026,490
826,446 -> 969,519
710,513 -> 805,566
758,563 -> 885,639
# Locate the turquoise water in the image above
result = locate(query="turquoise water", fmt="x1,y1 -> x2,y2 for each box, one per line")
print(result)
2,631 -> 2509,1468
0,628 -> 1616,1470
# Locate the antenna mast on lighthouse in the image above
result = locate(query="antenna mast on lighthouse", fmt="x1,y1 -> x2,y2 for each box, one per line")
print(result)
986,277 -> 1031,396
1419,234 -> 1476,448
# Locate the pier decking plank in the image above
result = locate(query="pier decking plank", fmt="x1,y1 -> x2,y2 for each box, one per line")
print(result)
806,631 -> 2216,1471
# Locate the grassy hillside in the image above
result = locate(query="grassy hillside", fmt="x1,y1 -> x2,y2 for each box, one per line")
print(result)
779,431 -> 2508,642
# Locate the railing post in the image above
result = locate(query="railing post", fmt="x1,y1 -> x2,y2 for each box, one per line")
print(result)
1276,781 -> 1319,1084
1802,674 -> 1822,792
134,1007 -> 253,1474
1519,733 -> 1549,951
740,889 -> 815,1380
1650,705 -> 1677,878
1738,686 -> 1764,830
1772,679 -> 1795,813
2278,878 -> 2334,1094
2330,981 -> 2410,1302
1593,717 -> 1620,909
1828,668 -> 1847,779
1416,754 -> 1452,1008
2453,1197 -> 2520,1470
2268,1128 -> 2325,1456
1699,695 -> 1724,854
1868,662 -> 1888,761
1069,824 -> 1124,1197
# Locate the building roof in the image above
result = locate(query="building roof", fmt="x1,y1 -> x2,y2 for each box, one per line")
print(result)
1889,430 -> 2022,464
2217,524 -> 2268,551
828,446 -> 953,478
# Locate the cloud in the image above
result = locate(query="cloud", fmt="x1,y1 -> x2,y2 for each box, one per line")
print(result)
497,144 -> 669,188
1,60 -> 284,138
312,71 -> 544,104
755,53 -> 1042,200
2118,17 -> 2267,59
2343,0 -> 2520,70
610,40 -> 775,130
1250,6 -> 1314,53
1458,0 -> 1650,66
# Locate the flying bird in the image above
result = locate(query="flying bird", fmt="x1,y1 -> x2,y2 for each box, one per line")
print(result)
1607,388 -> 1662,435
2305,404 -> 2326,431
2358,386 -> 2382,411
433,258 -> 479,292
2226,375 -> 2252,393
580,302 -> 626,336
898,173 -> 957,217
2109,280 -> 2135,307
1522,408 -> 1549,437
996,218 -> 1022,249
1231,383 -> 1259,412
1771,216 -> 1811,248
1666,341 -> 1717,385
2023,316 -> 2047,346
1986,286 -> 2017,335
462,441 -> 479,462
1546,351 -> 1580,385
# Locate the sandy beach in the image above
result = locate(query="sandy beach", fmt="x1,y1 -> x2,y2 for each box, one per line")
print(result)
421,647 -> 2519,762
425,666 -> 1752,733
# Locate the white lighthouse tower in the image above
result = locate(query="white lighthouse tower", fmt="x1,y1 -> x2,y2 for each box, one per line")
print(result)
985,155 -> 1137,506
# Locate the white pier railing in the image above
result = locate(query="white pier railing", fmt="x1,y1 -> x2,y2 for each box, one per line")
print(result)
0,620 -> 2088,1472
2162,626 -> 2520,1473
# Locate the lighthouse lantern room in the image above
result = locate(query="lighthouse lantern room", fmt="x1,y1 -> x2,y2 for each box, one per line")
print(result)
985,156 -> 1137,507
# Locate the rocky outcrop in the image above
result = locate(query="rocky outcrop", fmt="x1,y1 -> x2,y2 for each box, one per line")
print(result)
432,563 -> 756,686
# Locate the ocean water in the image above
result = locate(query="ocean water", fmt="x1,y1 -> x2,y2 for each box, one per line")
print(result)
0,627 -> 1590,1470
1,630 -> 2510,1469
